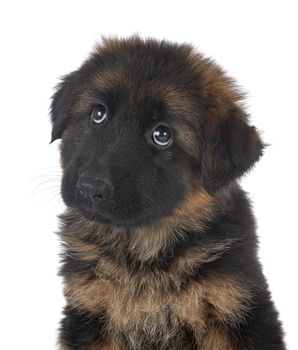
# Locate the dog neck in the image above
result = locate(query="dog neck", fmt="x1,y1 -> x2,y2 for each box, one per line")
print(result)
58,184 -> 242,276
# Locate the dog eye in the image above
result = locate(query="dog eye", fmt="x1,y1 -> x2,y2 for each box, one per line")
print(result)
91,104 -> 108,124
152,125 -> 172,147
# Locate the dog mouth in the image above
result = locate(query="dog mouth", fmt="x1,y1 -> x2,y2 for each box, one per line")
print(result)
72,194 -> 140,225
78,206 -> 152,227
78,207 -> 117,225
62,185 -> 148,226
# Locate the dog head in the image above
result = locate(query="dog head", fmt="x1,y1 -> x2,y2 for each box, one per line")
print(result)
51,36 -> 264,227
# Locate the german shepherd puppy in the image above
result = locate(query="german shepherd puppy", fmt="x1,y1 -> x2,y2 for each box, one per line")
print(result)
51,36 -> 285,349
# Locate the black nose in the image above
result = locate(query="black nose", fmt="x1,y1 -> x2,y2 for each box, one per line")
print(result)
77,175 -> 113,202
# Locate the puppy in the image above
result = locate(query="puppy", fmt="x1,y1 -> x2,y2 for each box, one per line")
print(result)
51,36 -> 285,349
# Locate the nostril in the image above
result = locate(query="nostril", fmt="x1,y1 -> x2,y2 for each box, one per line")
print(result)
76,175 -> 113,202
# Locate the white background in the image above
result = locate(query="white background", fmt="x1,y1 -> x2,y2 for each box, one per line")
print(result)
0,1 -> 297,349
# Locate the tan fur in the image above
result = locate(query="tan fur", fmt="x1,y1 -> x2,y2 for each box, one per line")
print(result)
93,68 -> 124,91
201,326 -> 234,350
91,340 -> 121,350
62,211 -> 250,347
64,259 -> 251,348
187,52 -> 245,114
171,238 -> 236,279
131,183 -> 216,261
63,237 -> 100,262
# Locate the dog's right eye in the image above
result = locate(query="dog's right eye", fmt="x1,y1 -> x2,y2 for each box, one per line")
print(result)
152,124 -> 173,147
91,104 -> 108,124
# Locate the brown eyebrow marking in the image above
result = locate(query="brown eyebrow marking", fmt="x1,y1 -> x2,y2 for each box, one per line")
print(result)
172,121 -> 198,155
141,83 -> 200,156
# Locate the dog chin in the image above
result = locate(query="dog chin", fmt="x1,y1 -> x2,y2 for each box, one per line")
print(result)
77,207 -> 152,227
79,208 -> 114,225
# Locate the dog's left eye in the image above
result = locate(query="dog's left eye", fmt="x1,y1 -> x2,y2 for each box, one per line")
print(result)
91,104 -> 108,124
152,125 -> 172,147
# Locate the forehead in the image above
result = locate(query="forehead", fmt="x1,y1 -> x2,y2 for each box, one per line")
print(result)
70,41 -> 204,154
77,37 -> 198,106
78,50 -> 202,121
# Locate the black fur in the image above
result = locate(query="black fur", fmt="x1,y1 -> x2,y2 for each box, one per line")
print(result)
201,108 -> 265,193
60,306 -> 106,349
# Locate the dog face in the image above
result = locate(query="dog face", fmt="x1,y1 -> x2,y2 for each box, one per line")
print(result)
51,36 -> 264,227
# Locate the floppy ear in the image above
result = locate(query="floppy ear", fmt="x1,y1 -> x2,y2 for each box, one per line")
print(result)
50,74 -> 74,143
201,107 -> 265,193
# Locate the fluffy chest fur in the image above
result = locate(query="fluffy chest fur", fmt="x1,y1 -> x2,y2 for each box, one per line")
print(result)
61,211 -> 251,349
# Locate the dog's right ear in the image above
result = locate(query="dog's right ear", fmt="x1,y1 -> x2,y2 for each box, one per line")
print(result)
50,74 -> 74,143
200,106 -> 264,193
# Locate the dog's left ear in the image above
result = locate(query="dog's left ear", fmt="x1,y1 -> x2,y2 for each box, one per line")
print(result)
50,73 -> 75,143
201,106 -> 265,193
